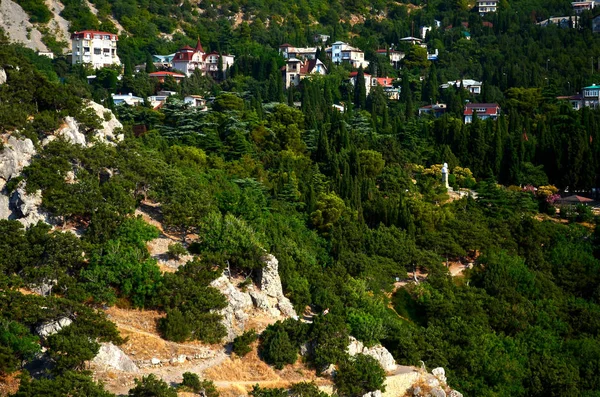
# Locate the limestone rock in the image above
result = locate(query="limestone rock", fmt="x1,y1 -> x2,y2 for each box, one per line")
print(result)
11,184 -> 49,227
448,391 -> 463,397
259,254 -> 284,298
0,136 -> 36,182
432,367 -> 447,385
57,117 -> 87,145
0,0 -> 48,52
151,357 -> 161,365
362,391 -> 382,397
412,386 -> 422,396
0,68 -> 6,85
427,387 -> 446,397
0,193 -> 10,220
277,296 -> 297,318
30,280 -> 57,296
249,290 -> 271,311
347,336 -> 397,372
36,317 -> 72,338
93,343 -> 139,373
425,375 -> 440,389
86,101 -> 124,144
211,275 -> 253,341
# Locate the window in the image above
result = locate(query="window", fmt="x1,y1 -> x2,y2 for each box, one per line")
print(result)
94,48 -> 101,55
104,35 -> 110,39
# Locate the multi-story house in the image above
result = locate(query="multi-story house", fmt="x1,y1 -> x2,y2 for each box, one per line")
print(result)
572,0 -> 595,14
171,39 -> 234,79
326,41 -> 369,69
71,31 -> 120,69
282,58 -> 328,88
278,44 -> 318,60
464,103 -> 501,123
476,0 -> 498,14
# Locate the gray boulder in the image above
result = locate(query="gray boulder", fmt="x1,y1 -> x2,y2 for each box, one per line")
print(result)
86,101 -> 124,144
36,317 -> 72,338
432,367 -> 447,384
0,68 -> 6,85
428,388 -> 446,397
210,275 -> 253,341
93,342 -> 139,372
259,254 -> 284,298
347,336 -> 397,372
448,391 -> 463,397
56,117 -> 87,146
11,184 -> 49,227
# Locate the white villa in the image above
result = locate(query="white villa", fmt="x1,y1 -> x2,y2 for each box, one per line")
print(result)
279,44 -> 318,60
282,58 -> 328,88
325,41 -> 369,69
71,30 -> 120,69
441,79 -> 482,95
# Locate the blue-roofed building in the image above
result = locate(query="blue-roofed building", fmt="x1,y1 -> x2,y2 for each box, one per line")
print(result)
152,53 -> 176,67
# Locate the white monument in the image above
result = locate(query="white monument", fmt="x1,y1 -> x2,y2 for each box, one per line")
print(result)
441,163 -> 449,189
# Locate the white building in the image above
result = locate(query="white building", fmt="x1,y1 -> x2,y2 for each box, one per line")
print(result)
440,79 -> 482,95
279,44 -> 318,60
326,41 -> 369,69
476,0 -> 498,13
71,30 -> 120,69
572,0 -> 595,13
112,93 -> 143,106
171,39 -> 234,79
282,58 -> 327,88
375,49 -> 405,69
184,95 -> 208,110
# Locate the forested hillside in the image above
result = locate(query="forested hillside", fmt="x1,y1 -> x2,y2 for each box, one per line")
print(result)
1,0 -> 600,395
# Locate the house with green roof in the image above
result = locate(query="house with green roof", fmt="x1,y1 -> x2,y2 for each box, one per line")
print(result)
583,84 -> 600,108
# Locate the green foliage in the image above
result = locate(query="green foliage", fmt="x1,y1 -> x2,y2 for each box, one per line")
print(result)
179,372 -> 218,397
334,354 -> 386,397
232,329 -> 258,357
14,371 -> 115,397
259,323 -> 298,369
15,0 -> 52,22
129,374 -> 177,397
167,242 -> 187,259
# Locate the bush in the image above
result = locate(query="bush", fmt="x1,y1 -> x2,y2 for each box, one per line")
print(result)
167,242 -> 187,259
259,325 -> 297,369
159,309 -> 191,342
129,374 -> 177,397
232,329 -> 258,357
334,354 -> 386,397
180,373 -> 219,397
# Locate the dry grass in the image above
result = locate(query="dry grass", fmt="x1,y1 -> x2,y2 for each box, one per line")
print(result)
0,372 -> 21,397
205,345 -> 278,382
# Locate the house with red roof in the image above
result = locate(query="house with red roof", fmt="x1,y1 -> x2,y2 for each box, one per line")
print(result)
349,72 -> 400,99
71,31 -> 119,69
171,38 -> 234,79
464,103 -> 501,123
282,58 -> 327,88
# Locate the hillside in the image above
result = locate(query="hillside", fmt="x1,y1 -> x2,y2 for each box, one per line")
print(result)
1,0 -> 600,395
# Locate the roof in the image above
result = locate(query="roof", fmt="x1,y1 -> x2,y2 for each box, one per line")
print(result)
149,71 -> 186,78
483,21 -> 494,27
194,38 -> 204,53
376,77 -> 395,86
71,30 -> 118,39
557,94 -> 583,100
464,103 -> 500,116
279,43 -> 293,48
558,195 -> 594,203
399,36 -> 422,42
349,71 -> 372,77
584,84 -> 600,89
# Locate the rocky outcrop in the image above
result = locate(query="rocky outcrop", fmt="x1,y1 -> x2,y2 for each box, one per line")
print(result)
93,342 -> 139,373
0,136 -> 36,183
347,336 -> 397,372
0,68 -> 6,85
56,116 -> 87,146
210,254 -> 299,341
44,101 -> 123,147
210,275 -> 254,341
11,184 -> 50,227
408,366 -> 462,397
86,101 -> 124,144
36,317 -> 72,338
258,254 -> 298,319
